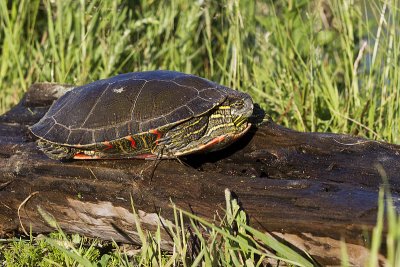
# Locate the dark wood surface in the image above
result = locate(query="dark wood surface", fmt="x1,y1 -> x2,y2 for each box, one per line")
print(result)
1,83 -> 399,265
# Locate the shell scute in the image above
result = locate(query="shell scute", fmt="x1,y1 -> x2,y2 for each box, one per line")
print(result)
31,117 -> 55,137
53,83 -> 108,129
81,79 -> 146,128
91,127 -> 118,144
69,129 -> 93,145
131,80 -> 197,122
173,75 -> 216,89
139,116 -> 167,133
47,124 -> 70,143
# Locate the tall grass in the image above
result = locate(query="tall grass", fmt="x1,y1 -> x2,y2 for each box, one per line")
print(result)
1,0 -> 399,143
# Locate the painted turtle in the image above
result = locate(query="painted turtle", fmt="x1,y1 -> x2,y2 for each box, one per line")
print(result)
30,70 -> 253,160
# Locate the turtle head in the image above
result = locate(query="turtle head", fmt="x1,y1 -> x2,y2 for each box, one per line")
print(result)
228,94 -> 254,128
161,91 -> 254,157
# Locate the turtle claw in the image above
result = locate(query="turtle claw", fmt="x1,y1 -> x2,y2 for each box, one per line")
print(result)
37,140 -> 76,160
157,136 -> 171,145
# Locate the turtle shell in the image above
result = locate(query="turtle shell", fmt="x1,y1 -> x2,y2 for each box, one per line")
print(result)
30,70 -> 240,146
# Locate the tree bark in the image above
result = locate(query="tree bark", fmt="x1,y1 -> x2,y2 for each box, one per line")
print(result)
1,83 -> 399,266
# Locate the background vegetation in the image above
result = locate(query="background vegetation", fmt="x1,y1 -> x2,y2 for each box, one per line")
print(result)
1,0 -> 399,266
1,0 -> 399,142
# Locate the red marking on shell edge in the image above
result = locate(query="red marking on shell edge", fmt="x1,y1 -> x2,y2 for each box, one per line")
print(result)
149,129 -> 162,144
199,135 -> 226,150
125,136 -> 137,148
73,153 -> 100,159
102,141 -> 113,150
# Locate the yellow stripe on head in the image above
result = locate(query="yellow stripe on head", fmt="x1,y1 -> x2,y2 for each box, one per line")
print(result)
210,114 -> 224,119
204,122 -> 235,138
233,116 -> 245,125
218,105 -> 231,110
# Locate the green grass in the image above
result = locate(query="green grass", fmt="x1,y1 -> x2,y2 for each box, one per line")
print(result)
1,0 -> 400,266
1,0 -> 400,142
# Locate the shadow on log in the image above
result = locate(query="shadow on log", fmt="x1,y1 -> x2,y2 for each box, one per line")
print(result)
1,83 -> 399,266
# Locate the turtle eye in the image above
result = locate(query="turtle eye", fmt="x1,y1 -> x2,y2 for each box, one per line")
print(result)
231,101 -> 244,110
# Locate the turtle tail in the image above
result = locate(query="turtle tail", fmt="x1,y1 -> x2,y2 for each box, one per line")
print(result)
37,140 -> 77,161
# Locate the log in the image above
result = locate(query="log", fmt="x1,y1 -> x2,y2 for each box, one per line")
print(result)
1,83 -> 399,266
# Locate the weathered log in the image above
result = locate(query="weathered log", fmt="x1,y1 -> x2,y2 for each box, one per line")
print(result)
1,83 -> 399,266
